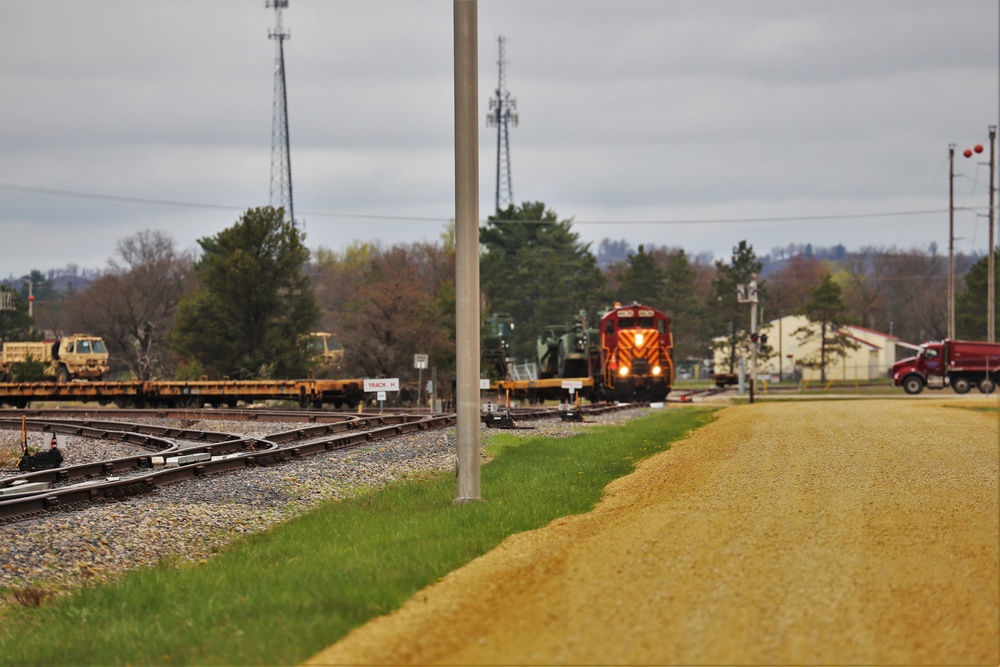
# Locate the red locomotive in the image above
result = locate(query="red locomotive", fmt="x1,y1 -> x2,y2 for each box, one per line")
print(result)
596,302 -> 674,402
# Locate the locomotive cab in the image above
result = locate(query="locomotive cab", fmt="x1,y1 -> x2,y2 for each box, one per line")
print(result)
599,303 -> 673,402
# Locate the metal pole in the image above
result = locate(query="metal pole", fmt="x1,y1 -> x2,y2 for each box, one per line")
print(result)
417,367 -> 423,410
431,366 -> 438,412
948,143 -> 956,341
749,275 -> 757,404
988,126 -> 996,343
453,0 -> 480,503
278,37 -> 294,227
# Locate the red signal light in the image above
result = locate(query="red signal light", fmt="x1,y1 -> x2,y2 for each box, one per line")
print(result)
974,144 -> 984,153
964,148 -> 973,158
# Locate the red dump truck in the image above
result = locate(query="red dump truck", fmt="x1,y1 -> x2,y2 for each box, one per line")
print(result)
892,338 -> 1000,395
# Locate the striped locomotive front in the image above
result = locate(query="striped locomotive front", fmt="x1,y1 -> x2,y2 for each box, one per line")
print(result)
599,304 -> 673,402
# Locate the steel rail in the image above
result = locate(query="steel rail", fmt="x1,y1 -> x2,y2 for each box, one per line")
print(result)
0,413 -> 455,523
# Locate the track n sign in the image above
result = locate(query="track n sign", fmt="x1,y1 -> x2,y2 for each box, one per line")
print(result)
363,378 -> 400,392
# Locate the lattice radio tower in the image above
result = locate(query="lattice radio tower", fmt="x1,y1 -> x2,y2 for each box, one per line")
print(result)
486,36 -> 518,212
267,0 -> 295,226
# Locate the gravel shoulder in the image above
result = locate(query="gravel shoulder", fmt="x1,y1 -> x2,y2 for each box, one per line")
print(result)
307,399 -> 1000,666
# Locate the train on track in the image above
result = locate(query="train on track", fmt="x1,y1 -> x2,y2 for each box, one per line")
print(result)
495,302 -> 675,404
0,304 -> 674,409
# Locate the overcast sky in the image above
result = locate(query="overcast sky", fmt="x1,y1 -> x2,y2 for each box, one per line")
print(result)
1,0 -> 998,279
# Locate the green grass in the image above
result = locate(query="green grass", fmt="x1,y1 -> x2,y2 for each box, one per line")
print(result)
0,407 -> 716,667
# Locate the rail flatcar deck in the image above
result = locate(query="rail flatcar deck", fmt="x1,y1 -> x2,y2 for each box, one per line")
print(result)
0,378 -> 364,409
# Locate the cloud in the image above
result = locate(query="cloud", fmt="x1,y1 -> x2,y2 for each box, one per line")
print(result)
0,0 -> 997,280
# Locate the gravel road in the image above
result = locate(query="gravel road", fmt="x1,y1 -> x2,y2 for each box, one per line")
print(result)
307,398 -> 999,666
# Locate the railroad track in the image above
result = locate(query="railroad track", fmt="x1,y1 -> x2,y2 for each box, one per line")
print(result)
0,402 -> 657,524
0,410 -> 455,524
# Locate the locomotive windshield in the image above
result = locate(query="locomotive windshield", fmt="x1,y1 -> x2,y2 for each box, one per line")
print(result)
617,316 -> 655,329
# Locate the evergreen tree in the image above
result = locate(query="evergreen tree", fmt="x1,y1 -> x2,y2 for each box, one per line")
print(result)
480,202 -> 605,361
793,272 -> 858,382
660,249 -> 704,361
955,250 -> 1000,340
0,286 -> 36,342
615,245 -> 664,306
169,206 -> 321,379
708,241 -> 763,373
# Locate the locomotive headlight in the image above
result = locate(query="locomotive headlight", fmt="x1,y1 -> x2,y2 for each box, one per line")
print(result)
635,333 -> 644,346
618,366 -> 630,377
652,366 -> 662,376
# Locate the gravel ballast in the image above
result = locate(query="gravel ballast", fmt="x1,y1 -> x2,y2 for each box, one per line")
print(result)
0,411 -> 638,597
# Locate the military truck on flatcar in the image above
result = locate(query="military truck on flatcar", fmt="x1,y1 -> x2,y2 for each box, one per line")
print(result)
309,332 -> 345,367
0,334 -> 109,382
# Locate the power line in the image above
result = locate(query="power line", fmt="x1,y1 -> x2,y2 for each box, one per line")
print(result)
0,181 -> 987,225
490,208 -> 984,225
0,182 -> 243,211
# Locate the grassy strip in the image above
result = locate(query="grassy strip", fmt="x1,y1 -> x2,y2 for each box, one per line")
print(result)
0,407 -> 716,666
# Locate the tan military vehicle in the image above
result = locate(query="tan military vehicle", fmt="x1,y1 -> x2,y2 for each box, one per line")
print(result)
0,334 -> 110,382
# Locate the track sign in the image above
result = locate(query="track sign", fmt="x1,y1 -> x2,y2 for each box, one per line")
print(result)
364,378 -> 400,392
414,354 -> 429,369
480,378 -> 491,390
561,380 -> 584,389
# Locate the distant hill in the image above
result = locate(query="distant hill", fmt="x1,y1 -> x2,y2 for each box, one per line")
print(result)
50,274 -> 94,294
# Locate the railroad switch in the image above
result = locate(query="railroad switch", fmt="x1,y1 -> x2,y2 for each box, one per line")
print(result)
484,413 -> 517,429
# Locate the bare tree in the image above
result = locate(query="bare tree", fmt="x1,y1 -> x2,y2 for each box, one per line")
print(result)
764,255 -> 826,320
309,240 -> 457,383
64,230 -> 193,380
879,248 -> 947,344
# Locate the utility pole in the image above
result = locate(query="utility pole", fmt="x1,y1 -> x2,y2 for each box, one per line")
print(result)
737,276 -> 759,403
486,35 -> 518,212
948,143 -> 956,340
749,275 -> 758,404
454,0 -> 480,503
267,0 -> 295,227
988,125 -> 996,343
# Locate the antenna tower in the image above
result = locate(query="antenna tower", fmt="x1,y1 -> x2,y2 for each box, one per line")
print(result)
486,35 -> 518,212
267,0 -> 295,226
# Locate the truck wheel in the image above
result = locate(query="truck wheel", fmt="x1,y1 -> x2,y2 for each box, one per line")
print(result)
951,377 -> 972,394
55,367 -> 70,383
978,378 -> 995,394
902,376 -> 924,395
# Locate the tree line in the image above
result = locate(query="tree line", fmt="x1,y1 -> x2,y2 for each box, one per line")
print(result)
1,202 -> 996,385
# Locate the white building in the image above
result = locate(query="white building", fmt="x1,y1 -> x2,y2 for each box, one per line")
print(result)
714,315 -> 900,383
